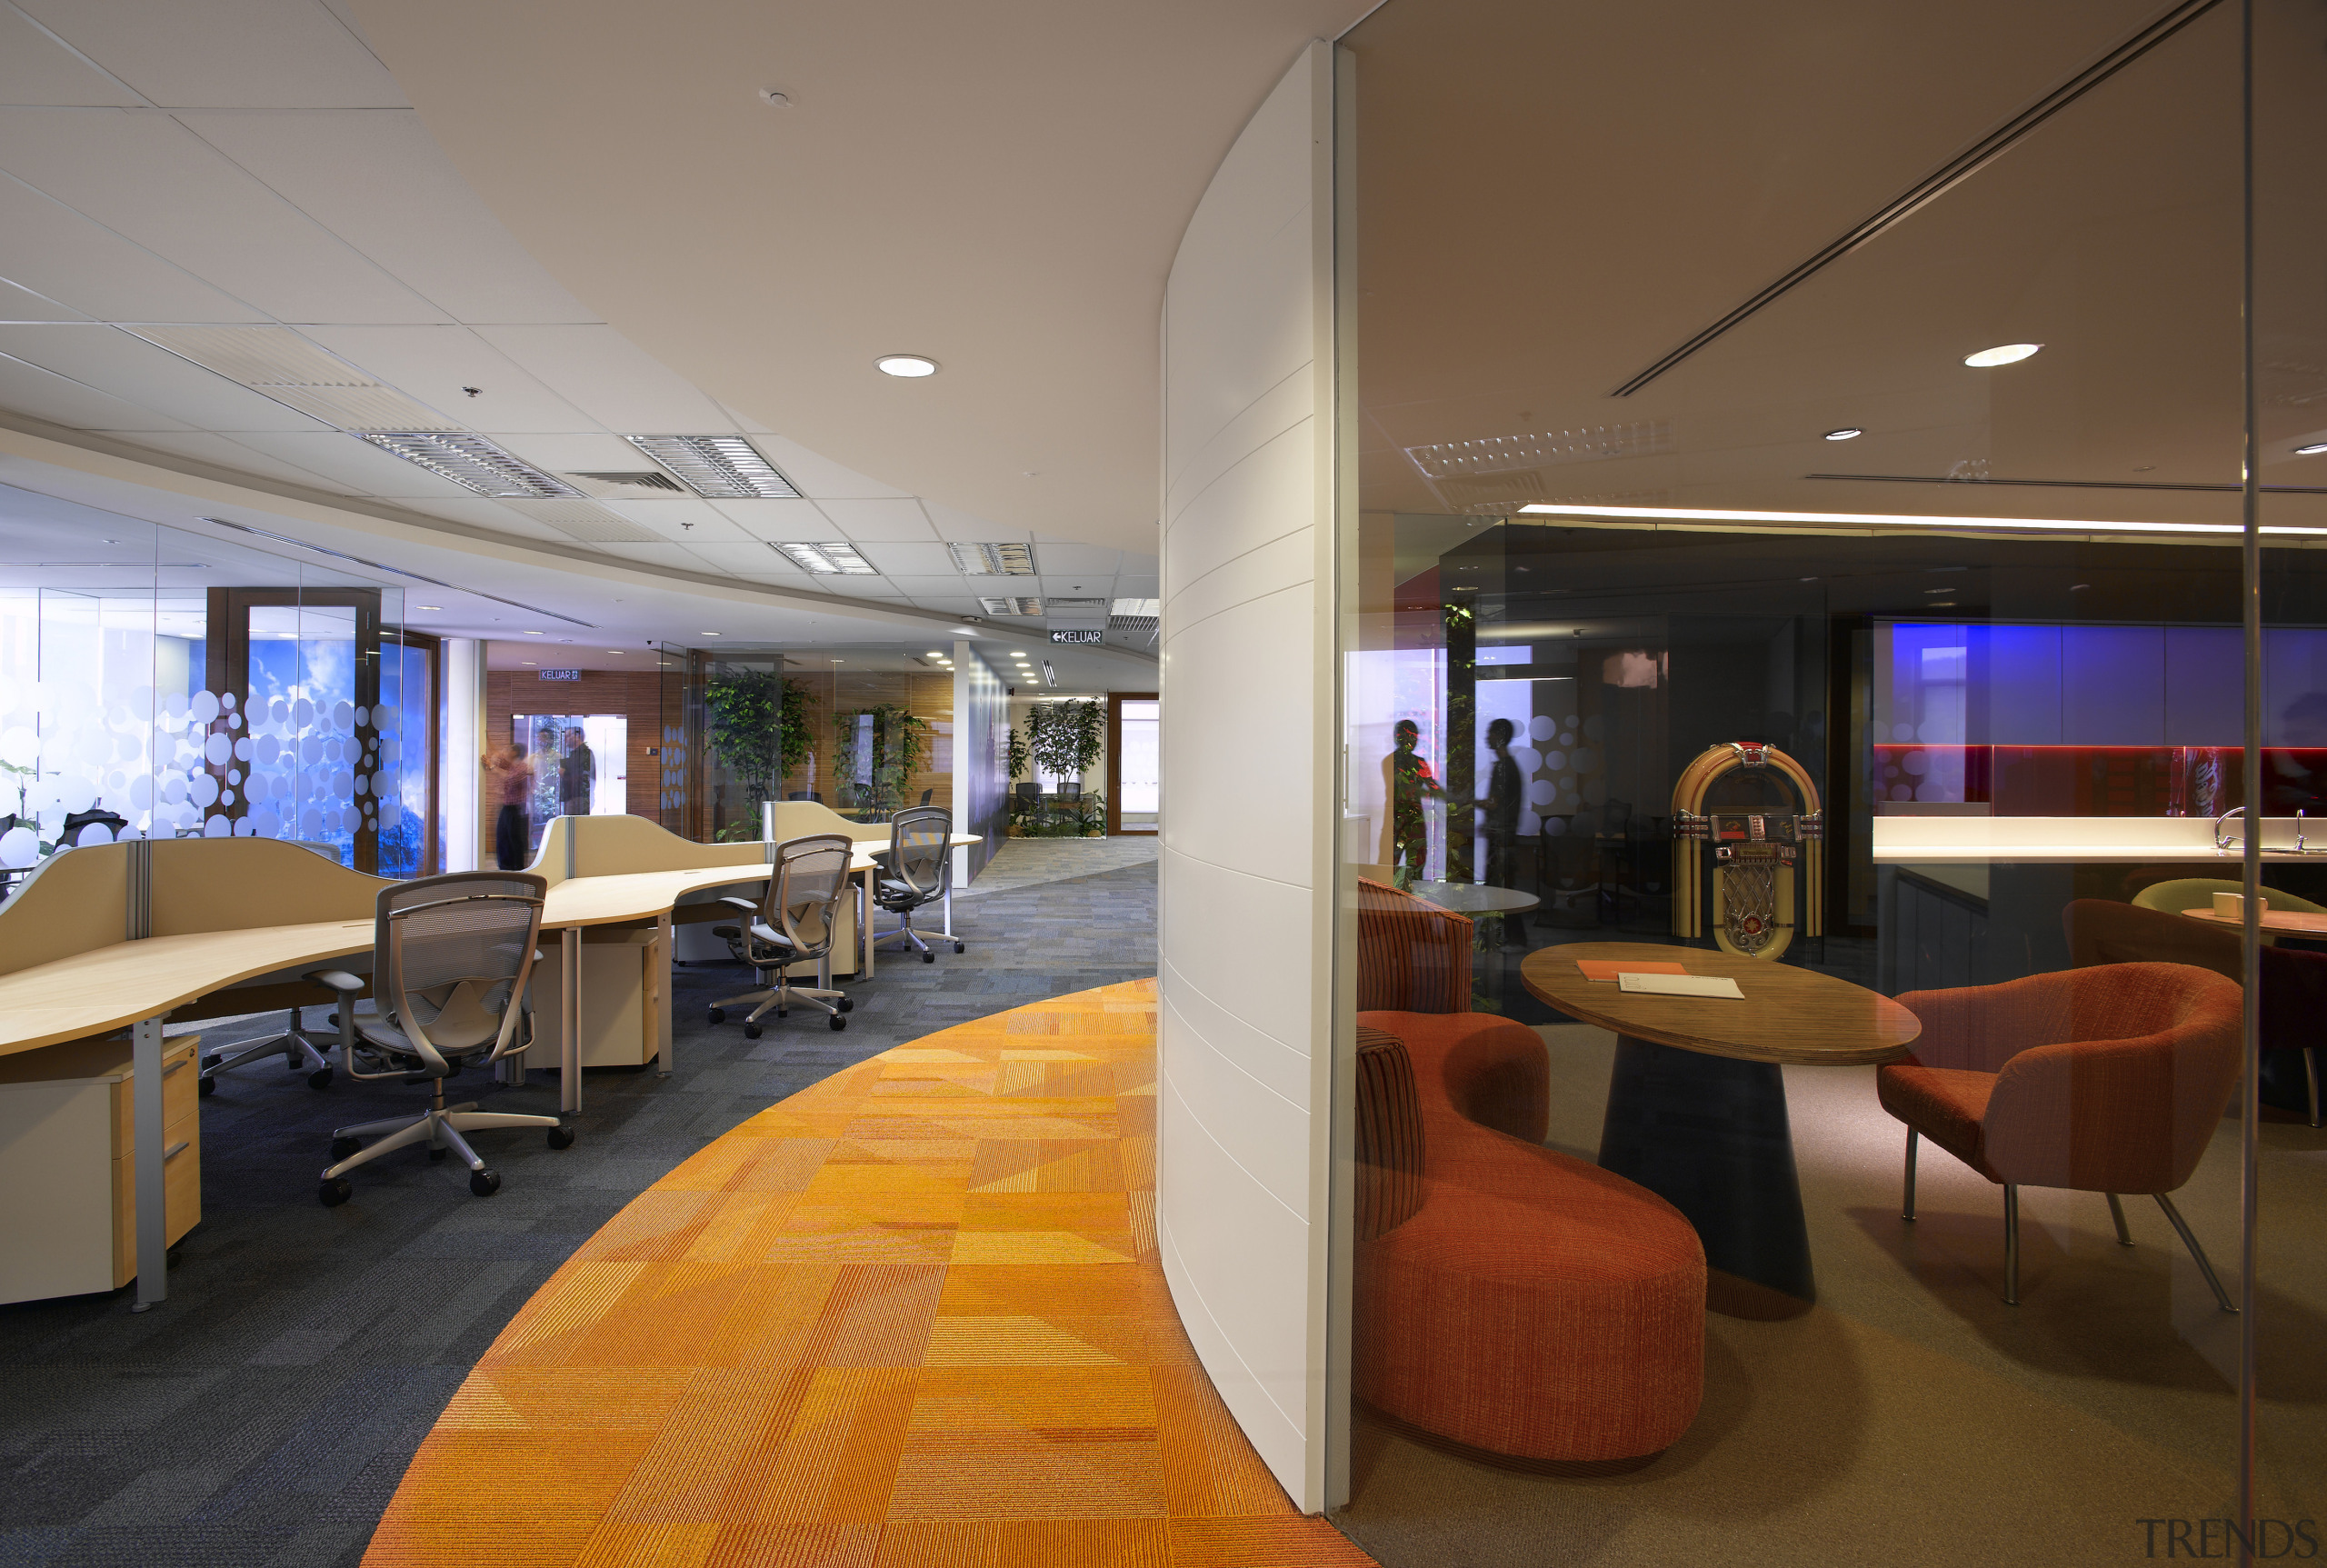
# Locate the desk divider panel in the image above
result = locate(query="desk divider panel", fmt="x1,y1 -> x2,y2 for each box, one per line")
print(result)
148,839 -> 390,937
0,844 -> 130,977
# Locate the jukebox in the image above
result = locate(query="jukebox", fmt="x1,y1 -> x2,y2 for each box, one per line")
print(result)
1671,741 -> 1823,960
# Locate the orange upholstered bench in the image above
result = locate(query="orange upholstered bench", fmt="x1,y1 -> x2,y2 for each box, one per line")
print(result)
1350,878 -> 1705,1463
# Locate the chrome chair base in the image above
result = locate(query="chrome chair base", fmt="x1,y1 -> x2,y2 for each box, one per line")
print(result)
201,1010 -> 332,1093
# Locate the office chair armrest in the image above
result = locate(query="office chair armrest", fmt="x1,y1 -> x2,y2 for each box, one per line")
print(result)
718,895 -> 760,914
305,968 -> 365,993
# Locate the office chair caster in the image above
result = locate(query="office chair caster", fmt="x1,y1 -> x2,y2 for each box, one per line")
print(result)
744,1022 -> 763,1039
428,1146 -> 446,1162
923,950 -> 935,964
470,1169 -> 501,1198
329,1135 -> 361,1161
707,1005 -> 725,1024
307,1068 -> 333,1090
838,996 -> 853,1013
318,1176 -> 352,1207
953,942 -> 965,954
198,1075 -> 215,1097
547,1125 -> 575,1150
829,1014 -> 847,1033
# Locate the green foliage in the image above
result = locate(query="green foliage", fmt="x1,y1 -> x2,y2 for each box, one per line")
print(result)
834,703 -> 933,816
702,669 -> 786,810
1024,699 -> 1104,783
1020,789 -> 1106,838
1005,724 -> 1029,784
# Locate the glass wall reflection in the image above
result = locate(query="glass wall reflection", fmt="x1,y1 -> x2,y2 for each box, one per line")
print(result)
1333,0 -> 2315,1560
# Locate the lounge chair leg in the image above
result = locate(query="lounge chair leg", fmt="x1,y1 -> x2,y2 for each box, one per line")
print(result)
2106,1193 -> 2134,1246
1903,1128 -> 1918,1222
2003,1183 -> 2020,1306
2306,1046 -> 2321,1130
2154,1193 -> 2239,1313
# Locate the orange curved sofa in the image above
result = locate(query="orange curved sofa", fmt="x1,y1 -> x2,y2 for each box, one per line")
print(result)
1352,879 -> 1705,1463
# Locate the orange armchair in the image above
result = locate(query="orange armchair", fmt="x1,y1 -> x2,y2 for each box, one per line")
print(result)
1880,962 -> 2242,1308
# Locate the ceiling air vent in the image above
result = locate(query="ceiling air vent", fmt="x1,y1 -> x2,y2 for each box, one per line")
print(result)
977,595 -> 1043,615
624,435 -> 801,498
498,499 -> 665,544
563,470 -> 685,498
949,542 -> 1037,575
123,325 -> 457,431
355,433 -> 582,498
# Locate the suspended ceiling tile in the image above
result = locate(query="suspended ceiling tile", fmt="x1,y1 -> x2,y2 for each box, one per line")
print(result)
1040,573 -> 1115,598
295,325 -> 591,433
817,498 -> 939,542
877,572 -> 978,597
0,171 -> 265,323
854,541 -> 957,577
586,542 -> 713,571
386,495 -> 579,543
485,433 -> 639,474
0,10 -> 144,106
0,350 -> 193,431
714,397 -> 774,434
921,496 -> 1021,541
1030,540 -> 1123,574
905,594 -> 993,616
471,325 -> 733,434
0,109 -> 444,323
0,323 -> 335,431
19,0 -> 409,109
185,112 -> 596,325
598,497 -> 746,541
706,497 -> 838,541
222,429 -> 484,497
744,430 -> 913,500
98,428 -> 365,493
0,277 -> 87,322
681,541 -> 794,573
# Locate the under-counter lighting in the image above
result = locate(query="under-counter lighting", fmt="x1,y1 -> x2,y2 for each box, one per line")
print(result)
1513,501 -> 2327,537
2298,442 -> 2327,456
1823,427 -> 1864,441
1964,343 -> 2042,367
876,355 -> 939,377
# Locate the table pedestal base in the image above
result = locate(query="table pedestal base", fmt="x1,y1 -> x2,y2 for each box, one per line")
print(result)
1597,1035 -> 1816,1310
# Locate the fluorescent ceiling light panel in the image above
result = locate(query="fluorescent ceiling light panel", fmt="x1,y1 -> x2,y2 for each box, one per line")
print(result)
123,325 -> 457,431
1110,598 -> 1160,618
1513,502 -> 2327,537
624,435 -> 801,498
950,542 -> 1037,575
563,470 -> 685,498
775,541 -> 878,574
977,595 -> 1043,615
356,432 -> 582,498
1406,423 -> 1672,479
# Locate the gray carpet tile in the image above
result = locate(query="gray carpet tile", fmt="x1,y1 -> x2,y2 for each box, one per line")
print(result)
0,857 -> 1155,1568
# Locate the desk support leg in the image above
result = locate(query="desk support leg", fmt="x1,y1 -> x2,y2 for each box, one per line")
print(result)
656,914 -> 674,1080
560,926 -> 581,1116
1597,1034 -> 1815,1313
132,1015 -> 166,1312
943,883 -> 954,941
859,874 -> 874,982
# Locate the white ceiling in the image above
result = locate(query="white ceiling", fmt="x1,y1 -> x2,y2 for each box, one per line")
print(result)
0,0 -> 1166,657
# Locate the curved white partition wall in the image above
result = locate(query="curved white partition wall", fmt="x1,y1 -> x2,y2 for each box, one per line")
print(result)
1155,41 -> 1342,1510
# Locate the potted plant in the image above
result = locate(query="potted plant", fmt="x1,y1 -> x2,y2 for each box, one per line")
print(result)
1024,699 -> 1107,836
1004,724 -> 1034,834
834,702 -> 932,820
702,668 -> 809,840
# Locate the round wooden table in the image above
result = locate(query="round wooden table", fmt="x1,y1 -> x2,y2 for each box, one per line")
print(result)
1523,941 -> 1921,1310
1408,880 -> 1542,917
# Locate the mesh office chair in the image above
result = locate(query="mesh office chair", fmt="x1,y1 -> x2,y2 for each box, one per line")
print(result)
315,872 -> 572,1205
707,834 -> 855,1037
874,805 -> 963,962
200,843 -> 347,1096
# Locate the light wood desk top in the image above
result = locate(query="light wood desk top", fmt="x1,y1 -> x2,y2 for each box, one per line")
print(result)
1410,880 -> 1541,916
1522,941 -> 1921,1067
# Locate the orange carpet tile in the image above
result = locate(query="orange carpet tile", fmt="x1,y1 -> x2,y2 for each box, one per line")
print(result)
363,979 -> 1375,1568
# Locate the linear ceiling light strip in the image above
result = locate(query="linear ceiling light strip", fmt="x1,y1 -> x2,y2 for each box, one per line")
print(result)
625,435 -> 801,498
1514,502 -> 2327,537
949,542 -> 1037,575
774,541 -> 877,574
1608,0 -> 2226,398
1806,472 -> 2327,495
200,518 -> 597,625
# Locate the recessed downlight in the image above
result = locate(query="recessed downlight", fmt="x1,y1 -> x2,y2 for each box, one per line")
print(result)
1823,427 -> 1864,441
1964,343 -> 2042,367
876,355 -> 939,378
702,632 -> 723,637
415,605 -> 443,611
2297,442 -> 2327,456
522,629 -> 544,635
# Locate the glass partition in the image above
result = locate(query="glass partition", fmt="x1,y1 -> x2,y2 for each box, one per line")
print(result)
1332,0 -> 2312,1560
0,487 -> 432,886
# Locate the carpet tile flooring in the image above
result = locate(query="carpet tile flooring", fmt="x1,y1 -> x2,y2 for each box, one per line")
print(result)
362,979 -> 1373,1568
0,853 -> 1162,1568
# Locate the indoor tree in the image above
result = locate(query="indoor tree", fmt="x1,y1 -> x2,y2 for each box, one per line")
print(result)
703,668 -> 810,838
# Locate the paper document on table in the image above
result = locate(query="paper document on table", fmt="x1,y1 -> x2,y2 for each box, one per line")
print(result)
1576,959 -> 1688,983
1617,972 -> 1744,1000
